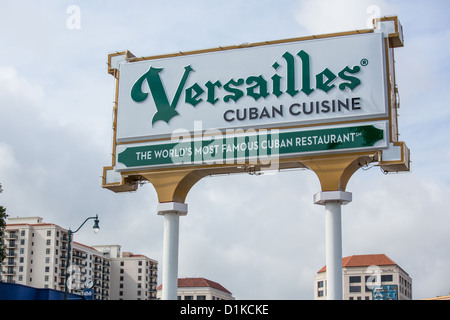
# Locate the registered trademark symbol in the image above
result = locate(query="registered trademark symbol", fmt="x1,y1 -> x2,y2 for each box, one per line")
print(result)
361,58 -> 369,66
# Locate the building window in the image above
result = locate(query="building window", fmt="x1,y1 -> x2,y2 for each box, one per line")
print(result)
197,295 -> 206,300
185,296 -> 193,300
349,286 -> 361,293
318,281 -> 324,288
381,275 -> 393,282
349,276 -> 361,283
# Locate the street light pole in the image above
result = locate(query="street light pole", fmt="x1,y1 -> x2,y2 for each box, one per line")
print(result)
64,214 -> 100,300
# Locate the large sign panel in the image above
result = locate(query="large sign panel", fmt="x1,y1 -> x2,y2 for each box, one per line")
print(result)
116,32 -> 387,144
101,23 -> 409,181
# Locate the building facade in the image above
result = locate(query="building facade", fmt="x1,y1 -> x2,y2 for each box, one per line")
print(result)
70,242 -> 112,300
314,254 -> 412,300
1,217 -> 69,292
1,217 -> 158,300
157,277 -> 235,300
107,250 -> 158,300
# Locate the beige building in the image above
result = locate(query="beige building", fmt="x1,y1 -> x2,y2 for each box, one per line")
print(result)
157,277 -> 234,300
69,242 -> 119,299
1,217 -> 69,292
314,254 -> 412,300
107,250 -> 158,300
1,217 -> 158,300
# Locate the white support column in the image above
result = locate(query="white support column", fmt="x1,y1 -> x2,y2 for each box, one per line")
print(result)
314,191 -> 352,300
157,202 -> 188,300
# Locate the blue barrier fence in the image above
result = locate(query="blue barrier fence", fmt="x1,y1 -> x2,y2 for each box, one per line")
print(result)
0,282 -> 84,300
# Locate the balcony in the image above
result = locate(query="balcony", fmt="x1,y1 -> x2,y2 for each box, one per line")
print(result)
3,269 -> 16,275
6,241 -> 16,248
6,252 -> 16,258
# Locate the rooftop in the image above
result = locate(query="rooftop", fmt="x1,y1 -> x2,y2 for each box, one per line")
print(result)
318,254 -> 397,273
157,277 -> 231,294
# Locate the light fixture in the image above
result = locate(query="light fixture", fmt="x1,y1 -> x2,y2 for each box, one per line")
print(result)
65,214 -> 101,299
93,214 -> 100,233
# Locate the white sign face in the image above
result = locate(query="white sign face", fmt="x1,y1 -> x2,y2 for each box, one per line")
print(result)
116,32 -> 387,143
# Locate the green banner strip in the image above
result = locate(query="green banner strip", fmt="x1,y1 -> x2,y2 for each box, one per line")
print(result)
118,125 -> 384,168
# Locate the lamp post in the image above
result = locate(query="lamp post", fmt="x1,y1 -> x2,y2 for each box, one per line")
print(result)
64,214 -> 100,300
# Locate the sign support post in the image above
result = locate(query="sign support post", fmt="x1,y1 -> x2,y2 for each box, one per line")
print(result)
314,191 -> 352,300
307,155 -> 364,300
158,202 -> 188,300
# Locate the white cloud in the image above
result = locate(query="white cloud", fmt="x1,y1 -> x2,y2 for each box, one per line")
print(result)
0,66 -> 45,106
295,0 -> 397,35
0,142 -> 21,184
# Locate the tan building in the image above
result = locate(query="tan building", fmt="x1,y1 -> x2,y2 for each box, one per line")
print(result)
1,217 -> 158,300
69,242 -> 113,300
107,250 -> 158,300
157,277 -> 234,300
314,254 -> 412,300
1,217 -> 69,292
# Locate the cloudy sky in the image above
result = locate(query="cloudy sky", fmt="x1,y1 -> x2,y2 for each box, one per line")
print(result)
1,0 -> 450,300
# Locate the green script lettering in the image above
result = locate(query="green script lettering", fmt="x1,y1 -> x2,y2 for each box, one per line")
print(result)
129,50 -> 364,126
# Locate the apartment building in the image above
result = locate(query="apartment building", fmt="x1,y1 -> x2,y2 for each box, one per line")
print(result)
70,242 -> 112,300
314,254 -> 412,300
1,217 -> 69,292
157,277 -> 235,300
1,217 -> 158,300
106,249 -> 159,300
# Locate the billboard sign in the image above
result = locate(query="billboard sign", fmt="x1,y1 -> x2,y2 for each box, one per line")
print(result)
115,32 -> 388,143
372,285 -> 398,300
103,18 -> 410,191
